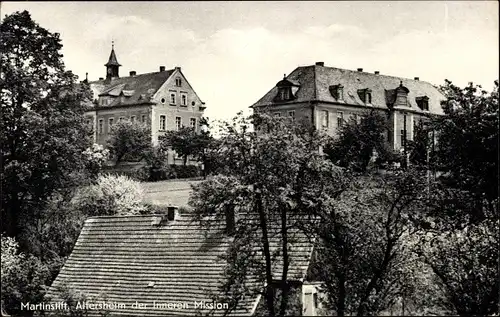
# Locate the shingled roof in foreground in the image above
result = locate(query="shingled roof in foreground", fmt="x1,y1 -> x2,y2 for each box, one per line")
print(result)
46,212 -> 314,316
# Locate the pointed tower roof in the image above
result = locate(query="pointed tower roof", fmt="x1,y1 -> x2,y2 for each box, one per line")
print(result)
104,42 -> 121,67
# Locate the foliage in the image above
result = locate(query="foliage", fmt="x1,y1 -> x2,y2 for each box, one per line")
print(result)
143,146 -> 170,181
1,10 -> 93,251
1,236 -> 51,316
434,79 -> 498,204
74,174 -> 146,216
106,120 -> 151,164
311,168 -> 428,316
160,126 -> 212,166
82,143 -> 110,178
411,80 -> 500,315
324,110 -> 399,172
189,113 -> 349,316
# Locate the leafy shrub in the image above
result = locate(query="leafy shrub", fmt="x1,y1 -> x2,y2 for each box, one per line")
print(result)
169,164 -> 201,179
74,174 -> 145,216
143,147 -> 172,181
1,236 -> 51,316
82,143 -> 110,178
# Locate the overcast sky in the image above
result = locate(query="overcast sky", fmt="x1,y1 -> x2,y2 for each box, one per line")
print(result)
2,1 -> 498,120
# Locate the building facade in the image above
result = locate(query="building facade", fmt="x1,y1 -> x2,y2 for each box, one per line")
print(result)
83,45 -> 206,163
251,62 -> 444,151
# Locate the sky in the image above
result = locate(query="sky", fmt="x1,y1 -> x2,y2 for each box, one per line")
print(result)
2,1 -> 499,121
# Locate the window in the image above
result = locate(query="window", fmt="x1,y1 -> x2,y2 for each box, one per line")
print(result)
119,117 -> 125,122
321,110 -> 329,128
175,117 -> 181,131
288,110 -> 295,121
273,112 -> 281,118
141,115 -> 146,123
181,94 -> 187,106
337,112 -> 344,128
357,88 -> 372,104
330,84 -> 344,100
161,98 -> 166,104
108,118 -> 114,133
353,113 -> 358,123
86,119 -> 92,126
277,87 -> 292,101
401,129 -> 406,147
190,118 -> 197,130
175,78 -> 182,87
98,119 -> 104,134
159,115 -> 166,131
170,93 -> 176,105
131,116 -> 136,123
416,96 -> 429,111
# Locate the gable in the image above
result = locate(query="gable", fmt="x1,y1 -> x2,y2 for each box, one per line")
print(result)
153,68 -> 205,108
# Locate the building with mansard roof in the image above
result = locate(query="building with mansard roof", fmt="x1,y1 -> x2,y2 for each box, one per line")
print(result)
83,44 -> 206,163
251,62 -> 445,151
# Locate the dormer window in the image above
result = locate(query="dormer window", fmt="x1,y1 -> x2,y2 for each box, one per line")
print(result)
357,88 -> 372,104
329,84 -> 344,100
274,75 -> 299,102
416,96 -> 429,111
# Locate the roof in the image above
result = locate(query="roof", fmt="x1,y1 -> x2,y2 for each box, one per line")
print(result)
105,48 -> 121,67
88,70 -> 175,107
251,64 -> 445,115
46,212 -> 314,316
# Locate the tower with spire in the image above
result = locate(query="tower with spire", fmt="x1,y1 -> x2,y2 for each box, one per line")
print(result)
105,41 -> 121,80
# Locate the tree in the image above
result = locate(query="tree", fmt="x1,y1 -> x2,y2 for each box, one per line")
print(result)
1,236 -> 51,316
160,126 -> 210,166
189,113 -> 349,316
413,80 -> 499,315
311,168 -> 429,316
106,120 -> 151,165
324,110 -> 398,172
1,11 -> 93,252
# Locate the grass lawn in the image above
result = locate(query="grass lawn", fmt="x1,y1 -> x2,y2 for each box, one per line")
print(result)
141,179 -> 203,207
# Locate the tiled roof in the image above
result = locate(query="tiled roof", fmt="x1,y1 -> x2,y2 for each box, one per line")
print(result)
251,64 -> 445,115
89,70 -> 175,107
46,212 -> 313,316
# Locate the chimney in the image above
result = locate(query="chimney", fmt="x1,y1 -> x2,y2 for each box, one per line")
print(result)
357,68 -> 363,72
175,66 -> 181,71
167,206 -> 178,221
129,71 -> 136,76
159,66 -> 166,72
99,77 -> 104,80
224,204 -> 235,236
414,77 -> 419,81
85,72 -> 88,81
315,62 -> 324,66
374,71 -> 380,75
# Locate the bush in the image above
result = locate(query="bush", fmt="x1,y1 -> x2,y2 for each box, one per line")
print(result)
169,164 -> 201,179
1,236 -> 51,316
74,174 -> 146,216
82,143 -> 110,179
143,147 -> 171,182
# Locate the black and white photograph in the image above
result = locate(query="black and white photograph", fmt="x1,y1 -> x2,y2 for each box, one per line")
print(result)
1,1 -> 498,316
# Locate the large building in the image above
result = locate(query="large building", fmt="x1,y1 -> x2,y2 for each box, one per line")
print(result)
84,44 -> 206,152
251,62 -> 445,151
